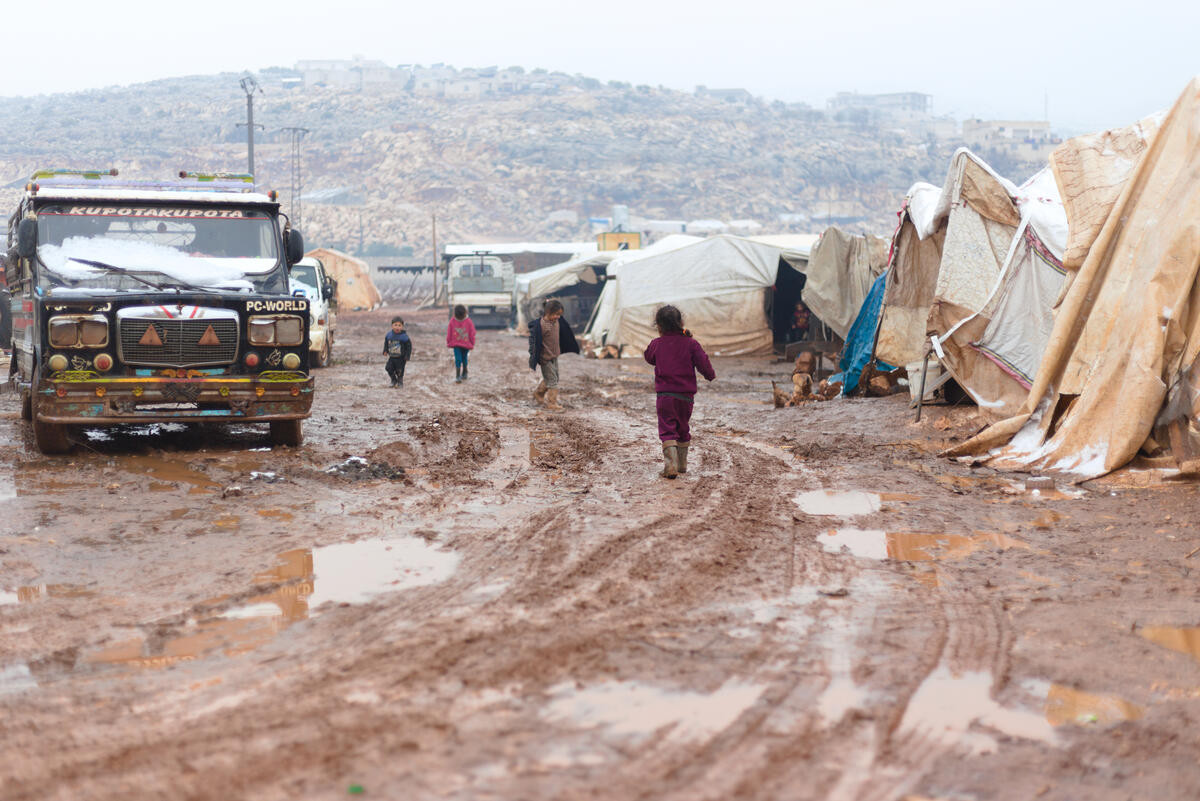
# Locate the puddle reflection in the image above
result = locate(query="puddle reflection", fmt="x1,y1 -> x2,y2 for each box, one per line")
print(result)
794,490 -> 881,517
900,667 -> 1055,753
86,537 -> 458,671
818,529 -> 1030,561
1139,626 -> 1200,664
1044,684 -> 1143,726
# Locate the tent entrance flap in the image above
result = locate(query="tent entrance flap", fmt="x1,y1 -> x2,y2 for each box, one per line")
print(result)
771,259 -> 806,344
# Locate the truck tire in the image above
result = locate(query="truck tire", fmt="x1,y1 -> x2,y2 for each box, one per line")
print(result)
31,364 -> 70,454
0,290 -> 11,350
312,337 -> 331,368
269,419 -> 303,447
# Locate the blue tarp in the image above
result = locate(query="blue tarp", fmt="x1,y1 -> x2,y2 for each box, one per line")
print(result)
830,269 -> 893,395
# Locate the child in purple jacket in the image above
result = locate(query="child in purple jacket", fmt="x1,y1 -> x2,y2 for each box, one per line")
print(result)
643,305 -> 716,478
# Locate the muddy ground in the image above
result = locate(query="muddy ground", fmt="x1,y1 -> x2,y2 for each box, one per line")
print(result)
2,306 -> 1200,801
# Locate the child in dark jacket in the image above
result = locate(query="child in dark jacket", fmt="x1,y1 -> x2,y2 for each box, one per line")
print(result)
643,305 -> 716,478
382,316 -> 412,387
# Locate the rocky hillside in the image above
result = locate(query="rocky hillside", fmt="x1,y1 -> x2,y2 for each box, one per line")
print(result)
0,70 -> 1013,258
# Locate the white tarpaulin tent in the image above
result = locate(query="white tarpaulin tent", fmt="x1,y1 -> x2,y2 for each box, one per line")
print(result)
513,251 -> 618,333
583,234 -> 814,357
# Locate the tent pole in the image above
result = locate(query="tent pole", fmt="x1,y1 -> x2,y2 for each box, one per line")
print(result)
915,349 -> 931,422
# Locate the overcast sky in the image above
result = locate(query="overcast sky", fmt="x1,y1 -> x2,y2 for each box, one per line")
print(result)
2,0 -> 1195,133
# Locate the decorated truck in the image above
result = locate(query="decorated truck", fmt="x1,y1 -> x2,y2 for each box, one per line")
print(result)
5,169 -> 313,454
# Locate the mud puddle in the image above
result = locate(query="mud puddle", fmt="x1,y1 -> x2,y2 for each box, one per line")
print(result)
817,529 -> 1030,561
899,667 -> 1056,754
543,678 -> 766,744
794,489 -> 924,516
81,537 -> 460,675
1139,625 -> 1200,663
1040,683 -> 1144,726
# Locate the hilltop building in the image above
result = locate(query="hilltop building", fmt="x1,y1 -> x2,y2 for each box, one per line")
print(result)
961,119 -> 1059,160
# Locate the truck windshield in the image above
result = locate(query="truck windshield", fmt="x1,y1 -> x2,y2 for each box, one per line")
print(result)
35,204 -> 284,295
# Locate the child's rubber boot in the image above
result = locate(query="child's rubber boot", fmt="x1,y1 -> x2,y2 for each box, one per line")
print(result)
660,440 -> 679,479
545,388 -> 563,411
677,442 -> 689,473
533,380 -> 548,406
462,365 -> 468,381
454,364 -> 462,384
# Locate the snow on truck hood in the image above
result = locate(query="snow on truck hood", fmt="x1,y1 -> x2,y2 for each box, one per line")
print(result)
40,237 -> 273,292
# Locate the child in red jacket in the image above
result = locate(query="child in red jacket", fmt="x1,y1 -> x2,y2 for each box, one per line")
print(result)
446,304 -> 476,383
643,305 -> 716,478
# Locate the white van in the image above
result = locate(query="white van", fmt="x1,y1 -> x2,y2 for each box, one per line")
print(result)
290,257 -> 338,367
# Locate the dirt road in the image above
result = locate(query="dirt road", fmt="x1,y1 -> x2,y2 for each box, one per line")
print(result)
2,307 -> 1200,801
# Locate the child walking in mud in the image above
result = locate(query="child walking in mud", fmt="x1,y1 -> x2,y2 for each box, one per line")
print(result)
382,316 -> 412,388
446,304 -> 476,383
528,298 -> 581,411
643,305 -> 716,478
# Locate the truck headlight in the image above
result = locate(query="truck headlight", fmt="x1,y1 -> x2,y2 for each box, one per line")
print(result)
48,315 -> 109,348
248,315 -> 304,346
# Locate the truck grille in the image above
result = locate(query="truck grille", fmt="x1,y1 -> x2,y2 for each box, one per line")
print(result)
118,318 -> 239,367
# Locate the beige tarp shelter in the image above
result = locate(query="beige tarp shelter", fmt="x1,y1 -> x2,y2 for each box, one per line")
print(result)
803,227 -> 889,340
873,150 -> 1072,418
948,78 -> 1200,479
304,248 -> 382,311
583,234 -> 814,357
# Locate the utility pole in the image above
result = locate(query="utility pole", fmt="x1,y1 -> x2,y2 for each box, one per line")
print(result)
238,75 -> 263,177
282,127 -> 310,230
431,213 -> 440,305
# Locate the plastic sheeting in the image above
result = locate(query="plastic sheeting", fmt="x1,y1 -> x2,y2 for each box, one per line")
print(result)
833,270 -> 892,394
947,78 -> 1200,479
802,228 -> 889,340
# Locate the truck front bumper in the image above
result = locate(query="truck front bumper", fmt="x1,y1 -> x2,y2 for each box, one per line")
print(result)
35,371 -> 314,424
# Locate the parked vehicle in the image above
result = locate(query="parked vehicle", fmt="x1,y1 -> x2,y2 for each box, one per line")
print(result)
289,256 -> 337,367
5,168 -> 313,453
447,253 -> 514,328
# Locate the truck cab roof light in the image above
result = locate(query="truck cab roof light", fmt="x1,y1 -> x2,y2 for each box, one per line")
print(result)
32,168 -> 119,180
178,171 -> 254,183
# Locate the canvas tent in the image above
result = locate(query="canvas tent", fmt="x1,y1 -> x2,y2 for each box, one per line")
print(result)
946,79 -> 1200,480
513,251 -> 618,334
802,227 -> 889,340
869,149 -> 1072,417
583,234 -> 814,357
304,248 -> 382,311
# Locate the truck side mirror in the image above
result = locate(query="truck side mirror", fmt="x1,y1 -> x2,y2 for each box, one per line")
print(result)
285,229 -> 305,266
17,218 -> 37,259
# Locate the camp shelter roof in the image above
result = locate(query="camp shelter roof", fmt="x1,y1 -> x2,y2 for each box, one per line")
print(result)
746,234 -> 820,264
515,251 -> 617,302
304,247 -> 382,311
443,241 -> 597,258
934,168 -> 1068,417
947,77 -> 1200,479
584,234 -> 800,357
802,227 -> 889,340
1049,112 -> 1163,270
512,250 -> 618,334
876,149 -> 1020,369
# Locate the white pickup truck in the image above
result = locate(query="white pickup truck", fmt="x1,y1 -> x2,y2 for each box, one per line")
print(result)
447,254 -> 514,328
289,256 -> 337,367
